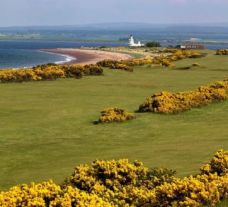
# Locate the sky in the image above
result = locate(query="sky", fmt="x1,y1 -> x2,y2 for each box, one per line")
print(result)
0,0 -> 227,26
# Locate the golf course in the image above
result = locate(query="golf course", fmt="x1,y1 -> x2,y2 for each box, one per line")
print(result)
0,48 -> 227,206
0,49 -> 227,187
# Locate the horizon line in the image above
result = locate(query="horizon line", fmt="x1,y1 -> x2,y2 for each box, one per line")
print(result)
1,21 -> 228,28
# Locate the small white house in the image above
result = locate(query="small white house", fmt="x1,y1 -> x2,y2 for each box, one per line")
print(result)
128,35 -> 144,47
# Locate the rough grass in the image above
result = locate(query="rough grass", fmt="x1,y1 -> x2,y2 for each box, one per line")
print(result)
216,199 -> 228,207
0,50 -> 227,190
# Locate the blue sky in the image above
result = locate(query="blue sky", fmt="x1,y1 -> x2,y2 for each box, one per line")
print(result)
0,0 -> 227,26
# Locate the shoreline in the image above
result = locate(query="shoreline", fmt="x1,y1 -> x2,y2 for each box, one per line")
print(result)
39,50 -> 77,65
40,48 -> 132,65
0,48 -> 132,70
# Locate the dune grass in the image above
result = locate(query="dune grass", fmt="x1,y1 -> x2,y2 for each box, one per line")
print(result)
0,50 -> 227,190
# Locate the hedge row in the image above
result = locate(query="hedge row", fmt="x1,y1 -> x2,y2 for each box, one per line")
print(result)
138,79 -> 228,114
0,149 -> 227,206
0,63 -> 103,83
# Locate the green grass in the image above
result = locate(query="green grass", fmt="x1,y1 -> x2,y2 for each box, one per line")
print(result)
0,51 -> 227,190
216,200 -> 228,207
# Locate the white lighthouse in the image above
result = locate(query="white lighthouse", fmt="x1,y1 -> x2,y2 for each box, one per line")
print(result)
128,35 -> 144,47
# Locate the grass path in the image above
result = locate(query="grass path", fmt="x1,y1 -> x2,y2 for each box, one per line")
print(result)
0,51 -> 227,190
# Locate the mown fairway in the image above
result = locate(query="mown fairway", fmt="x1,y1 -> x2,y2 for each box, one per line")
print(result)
0,50 -> 227,190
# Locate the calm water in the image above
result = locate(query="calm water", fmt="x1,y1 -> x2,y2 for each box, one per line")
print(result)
0,40 -> 126,69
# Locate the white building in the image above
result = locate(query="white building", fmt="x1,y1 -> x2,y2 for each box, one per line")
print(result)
128,35 -> 144,47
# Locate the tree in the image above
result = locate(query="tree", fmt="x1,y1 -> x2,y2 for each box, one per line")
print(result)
146,41 -> 161,47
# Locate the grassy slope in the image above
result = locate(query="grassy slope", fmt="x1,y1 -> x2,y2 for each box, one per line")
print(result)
0,51 -> 227,190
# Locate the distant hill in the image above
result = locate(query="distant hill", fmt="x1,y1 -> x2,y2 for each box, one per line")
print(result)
1,22 -> 228,31
0,23 -> 228,45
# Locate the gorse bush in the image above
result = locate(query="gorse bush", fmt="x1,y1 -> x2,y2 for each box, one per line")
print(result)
33,66 -> 66,80
0,181 -> 111,207
138,79 -> 228,114
95,108 -> 136,124
0,150 -> 227,206
0,64 -> 103,83
201,150 -> 228,176
0,181 -> 62,207
66,159 -> 176,191
64,159 -> 176,206
49,186 -> 112,207
164,49 -> 206,58
216,49 -> 228,55
97,57 -> 170,70
150,173 -> 228,207
97,49 -> 205,71
97,60 -> 134,72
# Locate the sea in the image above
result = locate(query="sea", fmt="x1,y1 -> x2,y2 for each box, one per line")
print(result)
1,26 -> 228,69
0,41 -> 126,69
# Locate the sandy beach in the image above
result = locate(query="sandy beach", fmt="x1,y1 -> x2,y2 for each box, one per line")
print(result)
41,48 -> 132,65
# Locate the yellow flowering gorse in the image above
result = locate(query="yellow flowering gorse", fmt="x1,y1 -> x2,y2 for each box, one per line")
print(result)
216,49 -> 228,55
138,79 -> 228,114
97,49 -> 205,71
0,63 -> 103,83
96,108 -> 136,124
0,149 -> 227,207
